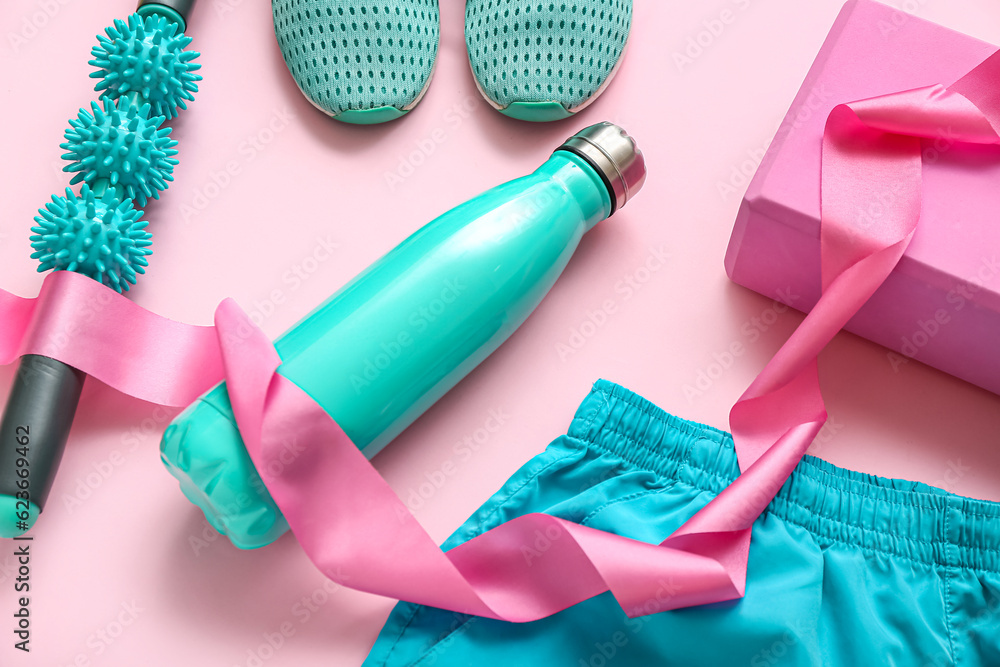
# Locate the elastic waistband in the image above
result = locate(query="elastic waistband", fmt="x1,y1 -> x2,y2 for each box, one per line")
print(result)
568,380 -> 1000,573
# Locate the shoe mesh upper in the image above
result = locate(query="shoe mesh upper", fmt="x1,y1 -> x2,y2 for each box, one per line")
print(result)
465,0 -> 632,110
273,0 -> 439,116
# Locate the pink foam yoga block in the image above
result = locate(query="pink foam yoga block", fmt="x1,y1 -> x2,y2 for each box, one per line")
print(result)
726,0 -> 1000,394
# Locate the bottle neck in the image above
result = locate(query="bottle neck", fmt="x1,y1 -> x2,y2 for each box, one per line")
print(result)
537,151 -> 614,233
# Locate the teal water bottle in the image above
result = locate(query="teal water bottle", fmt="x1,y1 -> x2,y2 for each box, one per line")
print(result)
161,122 -> 646,549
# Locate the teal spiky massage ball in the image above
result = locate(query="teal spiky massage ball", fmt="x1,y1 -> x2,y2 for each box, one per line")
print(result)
30,185 -> 152,293
90,13 -> 202,121
60,98 -> 178,208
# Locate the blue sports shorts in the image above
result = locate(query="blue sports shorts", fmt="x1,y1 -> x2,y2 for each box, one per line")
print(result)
364,380 -> 1000,666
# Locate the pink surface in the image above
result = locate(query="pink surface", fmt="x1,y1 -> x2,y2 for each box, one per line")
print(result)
1,1 -> 1000,665
4,67 -> 984,627
0,271 -> 225,406
727,0 -> 1000,393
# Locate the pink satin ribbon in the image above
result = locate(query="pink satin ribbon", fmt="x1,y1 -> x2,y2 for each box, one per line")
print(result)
2,51 -> 999,621
0,271 -> 224,406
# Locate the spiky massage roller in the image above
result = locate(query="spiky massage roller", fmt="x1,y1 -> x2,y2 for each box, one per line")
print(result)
37,10 -> 200,291
90,13 -> 201,120
61,99 -> 179,209
30,185 -> 152,292
0,1 -> 201,538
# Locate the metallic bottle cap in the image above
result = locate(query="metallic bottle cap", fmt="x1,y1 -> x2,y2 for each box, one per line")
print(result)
556,122 -> 647,215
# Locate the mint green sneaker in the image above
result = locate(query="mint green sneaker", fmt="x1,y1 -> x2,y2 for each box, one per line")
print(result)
272,0 -> 439,124
465,0 -> 632,122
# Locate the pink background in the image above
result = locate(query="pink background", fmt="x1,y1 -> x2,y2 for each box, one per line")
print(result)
1,1 -> 999,665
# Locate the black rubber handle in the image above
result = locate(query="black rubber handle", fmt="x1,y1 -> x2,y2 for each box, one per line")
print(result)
0,355 -> 86,513
137,0 -> 197,23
